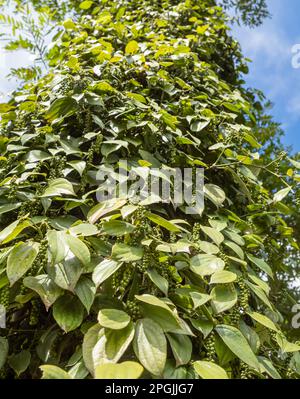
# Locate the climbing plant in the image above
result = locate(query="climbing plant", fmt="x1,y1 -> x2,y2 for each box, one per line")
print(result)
0,0 -> 299,379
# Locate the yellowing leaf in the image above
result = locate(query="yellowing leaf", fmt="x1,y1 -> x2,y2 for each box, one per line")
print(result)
125,40 -> 139,55
40,365 -> 71,379
194,361 -> 228,379
95,362 -> 143,379
63,19 -> 76,30
273,187 -> 292,203
98,309 -> 131,330
79,1 -> 93,10
7,242 -> 39,285
247,312 -> 279,332
196,25 -> 209,35
133,318 -> 166,376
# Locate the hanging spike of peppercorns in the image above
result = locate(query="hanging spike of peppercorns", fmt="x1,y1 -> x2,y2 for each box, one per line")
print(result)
229,306 -> 240,326
237,277 -> 250,312
0,285 -> 10,309
192,222 -> 201,242
205,332 -> 215,362
29,299 -> 40,326
240,362 -> 252,379
126,299 -> 142,321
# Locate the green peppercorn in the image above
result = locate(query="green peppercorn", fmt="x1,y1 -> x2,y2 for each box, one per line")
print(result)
192,222 -> 201,242
237,277 -> 249,312
126,300 -> 142,320
0,286 -> 9,308
29,299 -> 40,326
205,332 -> 215,362
240,362 -> 252,379
229,306 -> 240,326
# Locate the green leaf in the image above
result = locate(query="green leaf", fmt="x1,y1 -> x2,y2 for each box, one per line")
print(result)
189,292 -> 211,309
87,199 -> 127,224
239,320 -> 260,354
147,269 -> 169,296
45,97 -> 78,122
8,350 -> 31,376
49,257 -> 82,292
145,212 -> 181,232
193,361 -> 228,379
82,324 -> 102,375
47,230 -> 68,265
102,221 -> 135,236
68,361 -> 89,379
95,361 -> 143,379
92,259 -> 122,287
199,241 -> 220,255
201,226 -> 224,245
0,203 -> 21,215
98,309 -> 131,330
216,324 -> 260,371
125,40 -> 139,55
190,119 -> 210,132
65,234 -> 91,266
223,230 -> 245,246
156,240 -> 191,254
273,187 -> 291,203
223,240 -> 244,259
0,220 -> 24,244
246,254 -> 273,279
289,158 -> 300,169
111,243 -> 143,262
69,223 -> 98,237
166,333 -> 192,366
210,270 -> 237,284
126,92 -> 147,104
245,280 -> 273,309
258,356 -> 281,379
79,0 -> 93,9
133,318 -> 166,376
190,254 -> 225,276
68,160 -> 86,176
2,220 -> 31,244
247,311 -> 279,332
276,335 -> 300,353
27,150 -> 51,162
83,322 -> 134,373
7,242 -> 39,285
104,322 -> 135,362
189,318 -> 213,338
211,284 -> 237,313
0,337 -> 8,370
40,365 -> 71,379
53,295 -> 85,333
215,334 -> 236,366
63,19 -> 76,30
24,275 -> 63,310
41,178 -> 75,197
75,276 -> 96,312
121,205 -> 138,218
135,294 -> 181,332
204,184 -> 226,207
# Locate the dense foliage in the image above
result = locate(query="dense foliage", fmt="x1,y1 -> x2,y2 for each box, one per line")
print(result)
0,0 -> 299,379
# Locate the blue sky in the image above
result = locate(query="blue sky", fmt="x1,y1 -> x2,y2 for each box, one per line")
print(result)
232,0 -> 300,153
0,0 -> 299,153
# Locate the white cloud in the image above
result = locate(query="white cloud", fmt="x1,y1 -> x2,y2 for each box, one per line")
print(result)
231,0 -> 300,151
